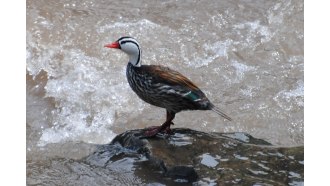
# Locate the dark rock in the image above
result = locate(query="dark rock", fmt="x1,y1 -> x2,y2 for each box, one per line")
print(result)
84,128 -> 304,185
165,166 -> 198,182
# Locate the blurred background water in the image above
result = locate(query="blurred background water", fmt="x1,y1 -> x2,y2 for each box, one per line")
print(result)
27,0 -> 303,184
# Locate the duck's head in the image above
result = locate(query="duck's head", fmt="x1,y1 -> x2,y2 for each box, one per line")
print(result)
105,36 -> 141,67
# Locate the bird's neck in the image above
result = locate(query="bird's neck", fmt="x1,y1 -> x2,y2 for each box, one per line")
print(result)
128,51 -> 141,67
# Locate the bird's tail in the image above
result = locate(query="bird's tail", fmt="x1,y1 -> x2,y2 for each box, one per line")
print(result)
210,104 -> 232,121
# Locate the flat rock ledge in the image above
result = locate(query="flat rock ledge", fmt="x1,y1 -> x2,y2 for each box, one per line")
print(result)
85,128 -> 304,185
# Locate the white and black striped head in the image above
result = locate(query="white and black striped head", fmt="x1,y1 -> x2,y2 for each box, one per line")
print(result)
105,36 -> 141,67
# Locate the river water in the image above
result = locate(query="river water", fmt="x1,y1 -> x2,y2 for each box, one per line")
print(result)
27,0 -> 303,184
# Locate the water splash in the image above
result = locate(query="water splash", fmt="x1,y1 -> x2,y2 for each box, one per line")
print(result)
274,80 -> 304,111
231,60 -> 256,82
27,44 -> 145,146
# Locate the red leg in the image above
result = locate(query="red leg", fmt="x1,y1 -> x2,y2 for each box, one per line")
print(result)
144,110 -> 176,137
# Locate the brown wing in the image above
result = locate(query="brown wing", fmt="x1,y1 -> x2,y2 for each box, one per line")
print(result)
139,65 -> 200,91
136,64 -> 214,111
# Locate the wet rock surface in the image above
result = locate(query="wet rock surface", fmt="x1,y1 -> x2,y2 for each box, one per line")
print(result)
85,128 -> 304,185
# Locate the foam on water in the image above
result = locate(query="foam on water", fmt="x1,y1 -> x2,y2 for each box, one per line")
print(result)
233,20 -> 273,46
274,80 -> 304,111
180,40 -> 232,68
231,60 -> 256,82
98,19 -> 160,34
27,42 -> 145,146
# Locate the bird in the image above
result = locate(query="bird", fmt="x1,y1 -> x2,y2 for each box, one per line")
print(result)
104,36 -> 232,137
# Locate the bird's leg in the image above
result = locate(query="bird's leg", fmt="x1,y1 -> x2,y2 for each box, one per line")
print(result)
144,110 -> 175,137
160,110 -> 175,134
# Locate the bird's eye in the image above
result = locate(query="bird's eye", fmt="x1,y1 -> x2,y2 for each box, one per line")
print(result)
120,41 -> 128,45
